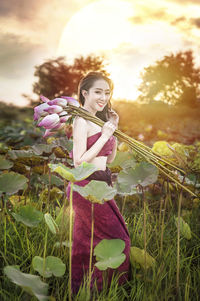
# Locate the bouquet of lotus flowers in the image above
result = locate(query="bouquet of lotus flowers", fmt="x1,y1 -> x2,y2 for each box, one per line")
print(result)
34,95 -> 80,138
34,95 -> 198,197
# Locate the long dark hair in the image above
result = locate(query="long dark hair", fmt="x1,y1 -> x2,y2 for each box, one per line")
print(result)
77,72 -> 114,122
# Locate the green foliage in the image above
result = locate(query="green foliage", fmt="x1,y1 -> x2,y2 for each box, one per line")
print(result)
4,266 -> 49,301
44,213 -> 59,235
94,239 -> 126,271
12,205 -> 43,227
32,256 -> 66,278
49,162 -> 99,182
174,216 -> 192,240
33,55 -> 109,101
73,180 -> 117,204
130,247 -> 155,270
0,155 -> 13,169
0,172 -> 28,195
117,162 -> 158,189
138,50 -> 200,106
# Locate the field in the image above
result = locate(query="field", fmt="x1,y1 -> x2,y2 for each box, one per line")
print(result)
0,101 -> 200,301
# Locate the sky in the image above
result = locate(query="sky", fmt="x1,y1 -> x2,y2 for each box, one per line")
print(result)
0,0 -> 200,106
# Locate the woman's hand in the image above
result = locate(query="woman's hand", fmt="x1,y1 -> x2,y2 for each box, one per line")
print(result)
101,121 -> 117,139
107,109 -> 119,128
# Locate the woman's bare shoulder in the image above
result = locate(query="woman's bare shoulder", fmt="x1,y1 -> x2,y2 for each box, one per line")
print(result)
73,116 -> 87,127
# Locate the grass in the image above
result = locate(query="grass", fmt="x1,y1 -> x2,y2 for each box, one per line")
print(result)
0,194 -> 200,301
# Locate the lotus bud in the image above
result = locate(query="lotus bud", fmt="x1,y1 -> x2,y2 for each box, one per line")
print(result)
34,103 -> 50,120
43,129 -> 56,138
44,105 -> 63,114
61,96 -> 80,107
60,115 -> 71,123
47,98 -> 67,107
40,95 -> 50,103
38,113 -> 60,129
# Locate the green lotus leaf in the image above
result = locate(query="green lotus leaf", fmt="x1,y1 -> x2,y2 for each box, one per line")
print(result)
39,174 -> 63,187
4,266 -> 49,301
32,256 -> 66,278
12,205 -> 43,227
114,181 -> 137,196
49,162 -> 99,182
108,151 -> 134,168
174,216 -> 192,240
8,149 -> 35,159
73,180 -> 117,204
94,239 -> 126,271
118,162 -> 158,188
56,137 -> 73,152
0,156 -> 13,170
130,246 -> 155,270
0,172 -> 28,195
31,144 -> 55,155
44,213 -> 59,234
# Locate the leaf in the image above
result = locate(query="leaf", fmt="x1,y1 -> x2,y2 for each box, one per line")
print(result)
31,144 -> 55,155
130,247 -> 155,270
39,174 -> 63,187
4,266 -> 49,301
12,205 -> 43,227
49,162 -> 99,182
32,256 -> 66,278
118,162 -> 158,188
44,213 -> 59,234
0,172 -> 28,195
114,181 -> 137,196
73,180 -> 117,204
108,151 -> 134,168
8,149 -> 35,160
0,156 -> 13,170
94,239 -> 126,271
174,216 -> 192,240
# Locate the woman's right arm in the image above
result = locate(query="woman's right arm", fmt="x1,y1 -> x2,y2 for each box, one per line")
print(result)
73,117 -> 116,167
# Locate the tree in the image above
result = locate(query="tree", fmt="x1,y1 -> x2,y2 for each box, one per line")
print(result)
32,55 -> 109,103
137,50 -> 200,106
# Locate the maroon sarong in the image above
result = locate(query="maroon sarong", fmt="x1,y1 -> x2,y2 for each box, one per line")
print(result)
66,167 -> 131,294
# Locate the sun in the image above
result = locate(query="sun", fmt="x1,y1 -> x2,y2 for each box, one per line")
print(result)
56,0 -> 197,101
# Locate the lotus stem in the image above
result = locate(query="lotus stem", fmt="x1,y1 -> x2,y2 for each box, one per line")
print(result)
68,182 -> 73,301
62,105 -> 197,197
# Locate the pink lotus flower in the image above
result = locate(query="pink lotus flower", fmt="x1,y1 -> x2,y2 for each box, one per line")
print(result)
61,96 -> 80,107
47,98 -> 67,107
43,129 -> 57,138
44,105 -> 63,114
40,95 -> 50,103
38,113 -> 60,129
34,103 -> 50,121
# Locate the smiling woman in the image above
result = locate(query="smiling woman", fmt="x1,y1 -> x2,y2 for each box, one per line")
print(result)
67,72 -> 131,294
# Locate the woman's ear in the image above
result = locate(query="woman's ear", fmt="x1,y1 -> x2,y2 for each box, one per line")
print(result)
82,90 -> 88,98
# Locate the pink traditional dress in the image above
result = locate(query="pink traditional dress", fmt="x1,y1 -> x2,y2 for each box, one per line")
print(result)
67,132 -> 131,294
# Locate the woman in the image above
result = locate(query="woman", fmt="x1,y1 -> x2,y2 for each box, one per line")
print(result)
67,72 -> 130,294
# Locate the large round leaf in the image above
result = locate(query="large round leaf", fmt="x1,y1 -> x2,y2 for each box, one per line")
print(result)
94,239 -> 126,271
73,180 -> 117,204
40,174 -> 63,187
32,256 -> 66,278
118,162 -> 158,188
49,162 -> 99,182
4,266 -> 49,301
0,156 -> 13,170
108,151 -> 134,168
12,205 -> 43,227
130,246 -> 155,270
31,144 -> 55,155
0,172 -> 28,195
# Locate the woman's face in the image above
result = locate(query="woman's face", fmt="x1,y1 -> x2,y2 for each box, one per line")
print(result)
82,79 -> 111,114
